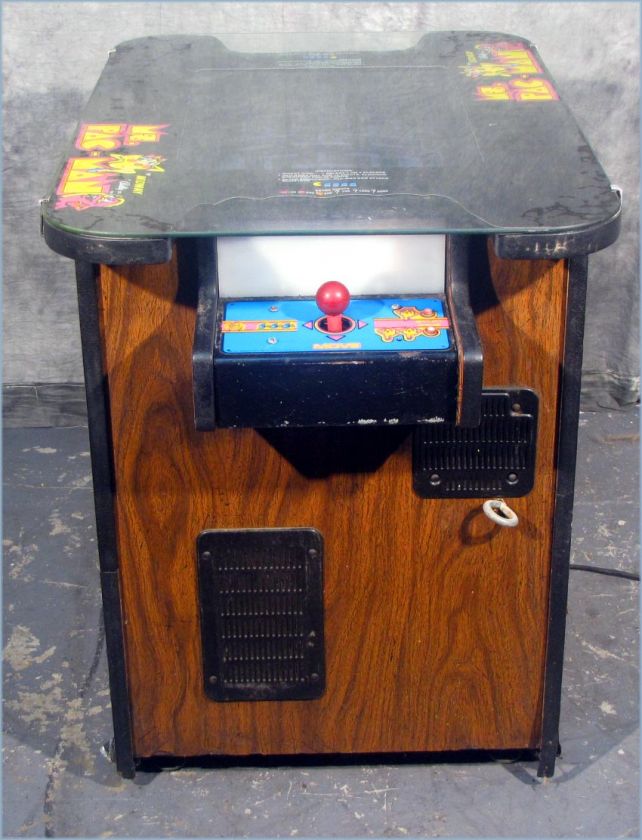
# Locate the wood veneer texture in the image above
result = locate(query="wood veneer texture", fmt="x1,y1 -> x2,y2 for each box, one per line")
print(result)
97,243 -> 568,757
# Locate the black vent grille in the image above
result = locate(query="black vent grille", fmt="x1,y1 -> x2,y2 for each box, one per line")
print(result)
197,529 -> 324,701
413,389 -> 538,498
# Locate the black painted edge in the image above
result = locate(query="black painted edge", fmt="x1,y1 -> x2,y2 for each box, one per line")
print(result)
75,261 -> 136,778
44,219 -> 171,265
446,235 -> 483,426
188,239 -> 219,430
44,211 -> 620,266
537,256 -> 589,778
494,205 -> 621,260
134,747 -> 540,773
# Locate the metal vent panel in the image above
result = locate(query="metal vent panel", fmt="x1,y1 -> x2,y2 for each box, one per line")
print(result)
197,528 -> 325,701
413,389 -> 538,498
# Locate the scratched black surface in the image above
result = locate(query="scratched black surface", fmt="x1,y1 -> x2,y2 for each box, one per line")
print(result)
41,33 -> 621,239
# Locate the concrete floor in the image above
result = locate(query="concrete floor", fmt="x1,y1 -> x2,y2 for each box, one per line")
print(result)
3,410 -> 639,838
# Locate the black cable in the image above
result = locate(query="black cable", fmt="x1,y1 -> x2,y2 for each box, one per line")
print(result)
570,563 -> 640,582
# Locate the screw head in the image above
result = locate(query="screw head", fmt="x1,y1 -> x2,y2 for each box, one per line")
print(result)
429,473 -> 441,486
208,675 -> 218,684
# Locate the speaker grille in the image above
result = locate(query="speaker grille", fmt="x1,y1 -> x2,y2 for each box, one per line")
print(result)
197,529 -> 324,701
413,389 -> 538,498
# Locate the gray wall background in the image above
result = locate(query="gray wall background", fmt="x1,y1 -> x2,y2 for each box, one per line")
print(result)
3,1 -> 639,421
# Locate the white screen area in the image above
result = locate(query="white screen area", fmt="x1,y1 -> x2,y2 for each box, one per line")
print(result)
217,235 -> 446,297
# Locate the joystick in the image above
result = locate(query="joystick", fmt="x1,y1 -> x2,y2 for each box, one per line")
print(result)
316,281 -> 351,334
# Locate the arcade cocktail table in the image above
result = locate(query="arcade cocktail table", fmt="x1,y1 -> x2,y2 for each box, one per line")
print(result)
41,33 -> 621,778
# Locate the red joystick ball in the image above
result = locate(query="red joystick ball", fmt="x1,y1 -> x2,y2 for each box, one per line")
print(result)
316,281 -> 351,333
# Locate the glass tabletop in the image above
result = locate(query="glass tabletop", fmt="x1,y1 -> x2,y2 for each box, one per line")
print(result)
41,32 -> 621,240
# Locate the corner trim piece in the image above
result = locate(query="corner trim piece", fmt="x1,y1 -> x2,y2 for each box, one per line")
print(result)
494,207 -> 621,260
75,261 -> 136,778
537,256 -> 589,778
45,221 -> 171,265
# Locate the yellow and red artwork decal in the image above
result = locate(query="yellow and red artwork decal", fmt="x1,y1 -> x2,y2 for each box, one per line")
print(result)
374,305 -> 449,343
461,42 -> 559,102
55,122 -> 169,211
55,154 -> 166,210
75,123 -> 168,151
55,158 -> 124,210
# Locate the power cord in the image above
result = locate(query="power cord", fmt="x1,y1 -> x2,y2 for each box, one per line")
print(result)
570,563 -> 639,582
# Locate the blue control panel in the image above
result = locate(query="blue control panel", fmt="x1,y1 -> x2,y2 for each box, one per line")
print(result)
221,297 -> 451,354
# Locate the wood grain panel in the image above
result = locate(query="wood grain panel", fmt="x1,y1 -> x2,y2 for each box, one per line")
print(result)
98,242 -> 568,757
